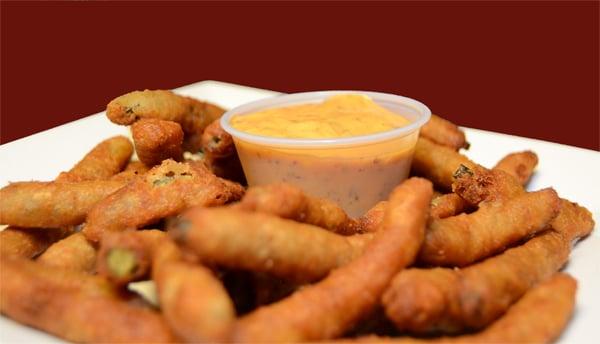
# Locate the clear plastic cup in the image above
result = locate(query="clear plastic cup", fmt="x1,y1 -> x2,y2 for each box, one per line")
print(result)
221,91 -> 431,217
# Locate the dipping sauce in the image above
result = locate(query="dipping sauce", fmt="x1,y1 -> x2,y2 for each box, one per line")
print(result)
223,92 -> 429,217
231,94 -> 411,139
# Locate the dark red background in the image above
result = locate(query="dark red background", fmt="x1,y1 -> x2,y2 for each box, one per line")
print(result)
1,1 -> 599,150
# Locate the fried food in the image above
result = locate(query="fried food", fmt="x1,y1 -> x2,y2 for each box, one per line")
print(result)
106,89 -> 225,151
383,200 -> 593,334
0,256 -> 175,343
429,193 -> 471,219
200,119 -> 247,183
493,150 -> 538,185
231,178 -> 432,342
419,188 -> 560,267
0,226 -> 69,258
37,232 -> 96,273
131,118 -> 184,166
357,201 -> 387,233
347,273 -> 577,343
97,230 -> 167,286
411,138 -> 476,191
236,183 -> 360,235
55,136 -> 133,182
152,240 -> 236,343
110,160 -> 150,182
82,160 -> 244,242
452,164 -> 525,205
201,119 -> 235,158
419,115 -> 469,151
170,207 -> 374,282
0,180 -> 127,228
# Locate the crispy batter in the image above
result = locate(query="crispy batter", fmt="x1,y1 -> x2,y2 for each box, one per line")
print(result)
493,150 -> 538,185
429,193 -> 471,219
82,160 -> 244,242
383,200 -> 593,334
37,232 -> 96,273
131,118 -> 184,166
419,188 -> 560,267
237,183 -> 360,235
0,180 -> 126,228
231,178 -> 432,342
0,226 -> 70,258
152,240 -> 236,343
170,207 -> 374,282
110,160 -> 150,182
97,230 -> 167,286
106,89 -> 225,152
55,136 -> 133,182
452,164 -> 524,205
0,257 -> 175,343
347,273 -> 577,343
357,201 -> 388,233
411,138 -> 476,191
201,119 -> 235,158
419,115 -> 469,151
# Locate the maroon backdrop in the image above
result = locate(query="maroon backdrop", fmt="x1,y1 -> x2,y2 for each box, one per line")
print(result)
1,1 -> 599,150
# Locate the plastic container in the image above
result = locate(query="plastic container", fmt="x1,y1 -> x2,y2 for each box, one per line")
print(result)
221,91 -> 431,217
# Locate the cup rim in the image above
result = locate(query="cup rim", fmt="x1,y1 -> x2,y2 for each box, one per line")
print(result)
220,90 -> 431,148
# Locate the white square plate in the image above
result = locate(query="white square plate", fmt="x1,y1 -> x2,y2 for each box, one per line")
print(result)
1,80 -> 598,343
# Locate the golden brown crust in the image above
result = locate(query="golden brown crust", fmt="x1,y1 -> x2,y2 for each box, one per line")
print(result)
131,118 -> 184,167
106,89 -> 225,152
82,160 -> 244,242
170,207 -> 373,282
37,232 -> 97,273
383,199 -> 592,334
231,178 -> 432,342
411,138 -> 476,191
0,180 -> 127,228
237,183 -> 360,235
0,226 -> 70,258
419,115 -> 469,151
55,136 -> 133,182
493,150 -> 539,186
419,188 -> 561,266
0,257 -> 175,343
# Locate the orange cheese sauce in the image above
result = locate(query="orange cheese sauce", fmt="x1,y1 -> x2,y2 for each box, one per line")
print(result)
231,94 -> 410,139
229,94 -> 418,217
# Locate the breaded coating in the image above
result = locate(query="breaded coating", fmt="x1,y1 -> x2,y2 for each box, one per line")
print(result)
452,164 -> 524,205
231,178 -> 432,342
170,207 -> 374,282
344,273 -> 577,343
0,226 -> 69,258
419,188 -> 560,267
419,115 -> 469,151
82,160 -> 244,242
131,118 -> 184,167
382,200 -> 593,334
56,135 -> 133,182
0,257 -> 175,343
200,119 -> 247,183
0,180 -> 127,228
411,138 -> 476,191
357,201 -> 388,233
152,240 -> 236,343
97,230 -> 167,286
493,150 -> 538,185
106,89 -> 225,151
237,183 -> 360,235
37,232 -> 96,273
201,119 -> 235,158
110,160 -> 150,182
429,193 -> 471,219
